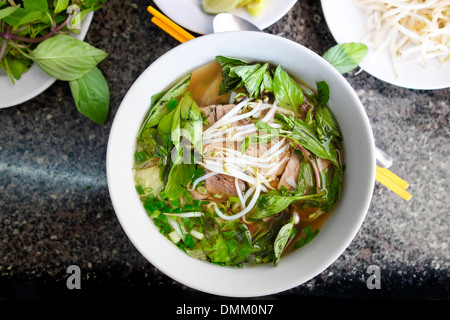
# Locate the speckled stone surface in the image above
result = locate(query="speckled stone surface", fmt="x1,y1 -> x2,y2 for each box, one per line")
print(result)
0,0 -> 448,301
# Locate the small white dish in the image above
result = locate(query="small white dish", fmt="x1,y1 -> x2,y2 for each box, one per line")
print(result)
153,0 -> 297,34
321,0 -> 450,90
107,31 -> 376,297
0,12 -> 94,109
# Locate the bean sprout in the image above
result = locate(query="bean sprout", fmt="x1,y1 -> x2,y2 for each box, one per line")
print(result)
358,0 -> 450,76
198,97 -> 295,220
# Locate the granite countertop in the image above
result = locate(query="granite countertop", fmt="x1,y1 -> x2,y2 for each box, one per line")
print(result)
0,0 -> 448,301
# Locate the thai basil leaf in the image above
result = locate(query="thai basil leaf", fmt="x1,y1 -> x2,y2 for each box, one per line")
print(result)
316,80 -> 329,108
273,214 -> 294,266
216,55 -> 249,71
156,107 -> 177,164
314,81 -> 341,140
0,5 -> 20,20
319,166 -> 342,212
155,92 -> 203,165
216,55 -> 249,95
322,42 -> 368,74
54,0 -> 70,14
236,63 -> 268,98
296,156 -> 315,195
294,225 -> 319,249
28,34 -> 108,81
272,65 -> 303,114
247,191 -> 325,220
203,234 -> 230,263
276,113 -> 339,168
69,66 -> 109,124
139,73 -> 191,135
261,70 -> 273,93
216,56 -> 270,98
199,221 -> 256,266
315,104 -> 342,140
3,9 -> 43,28
2,51 -> 32,82
137,127 -> 158,160
179,92 -> 203,153
23,0 -> 48,13
302,81 -> 341,141
164,162 -> 195,200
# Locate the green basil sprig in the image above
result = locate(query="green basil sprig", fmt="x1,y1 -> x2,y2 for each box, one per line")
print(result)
28,34 -> 108,81
322,42 -> 368,74
0,0 -> 109,124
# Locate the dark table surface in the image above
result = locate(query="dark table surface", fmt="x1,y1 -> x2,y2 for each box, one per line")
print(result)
0,0 -> 448,302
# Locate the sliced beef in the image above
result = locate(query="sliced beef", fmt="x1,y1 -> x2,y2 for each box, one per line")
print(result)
200,106 -> 215,129
200,104 -> 236,129
204,173 -> 245,200
244,141 -> 290,180
214,104 -> 235,121
278,152 -> 301,190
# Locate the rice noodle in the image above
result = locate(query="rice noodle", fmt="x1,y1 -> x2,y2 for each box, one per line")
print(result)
168,218 -> 185,241
212,177 -> 262,221
164,212 -> 203,218
357,0 -> 450,76
235,177 -> 246,209
261,101 -> 278,122
203,97 -> 252,136
286,176 -> 297,189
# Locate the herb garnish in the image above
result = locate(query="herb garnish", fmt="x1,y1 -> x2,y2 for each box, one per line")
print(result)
0,0 -> 109,124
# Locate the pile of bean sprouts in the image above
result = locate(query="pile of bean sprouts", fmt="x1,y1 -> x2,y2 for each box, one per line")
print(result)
189,97 -> 294,221
357,0 -> 450,76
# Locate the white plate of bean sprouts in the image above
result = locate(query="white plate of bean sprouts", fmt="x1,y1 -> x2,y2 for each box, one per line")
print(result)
321,0 -> 450,90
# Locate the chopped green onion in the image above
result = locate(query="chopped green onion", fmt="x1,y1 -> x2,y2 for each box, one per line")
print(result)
197,186 -> 207,194
173,207 -> 183,213
169,231 -> 181,243
144,201 -> 156,214
162,206 -> 172,213
184,234 -> 195,248
159,223 -> 171,235
135,185 -> 145,195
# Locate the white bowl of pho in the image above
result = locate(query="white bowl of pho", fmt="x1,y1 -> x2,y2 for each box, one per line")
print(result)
107,31 -> 376,297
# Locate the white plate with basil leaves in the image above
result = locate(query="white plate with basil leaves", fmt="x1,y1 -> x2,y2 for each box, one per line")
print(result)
0,9 -> 93,109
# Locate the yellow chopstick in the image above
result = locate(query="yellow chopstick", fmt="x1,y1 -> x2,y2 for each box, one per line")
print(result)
147,6 -> 195,43
147,6 -> 412,202
376,165 -> 412,201
376,165 -> 409,189
151,17 -> 190,43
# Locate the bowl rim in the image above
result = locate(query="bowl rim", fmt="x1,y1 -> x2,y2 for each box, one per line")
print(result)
107,31 -> 376,298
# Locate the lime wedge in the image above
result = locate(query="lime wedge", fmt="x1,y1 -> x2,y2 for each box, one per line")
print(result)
202,0 -> 240,14
246,0 -> 265,16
